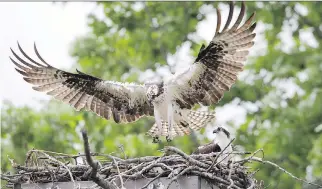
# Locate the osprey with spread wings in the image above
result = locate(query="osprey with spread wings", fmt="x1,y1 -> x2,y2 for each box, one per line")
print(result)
10,2 -> 256,142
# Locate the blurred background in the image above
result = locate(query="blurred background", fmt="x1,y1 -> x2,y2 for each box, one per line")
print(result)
1,2 -> 321,188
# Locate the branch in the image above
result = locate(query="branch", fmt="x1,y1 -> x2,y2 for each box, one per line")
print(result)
112,157 -> 125,189
81,129 -> 116,189
164,146 -> 209,168
248,157 -> 322,188
207,138 -> 235,171
140,170 -> 170,189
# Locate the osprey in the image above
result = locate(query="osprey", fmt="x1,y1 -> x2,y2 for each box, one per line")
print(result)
10,2 -> 256,142
193,126 -> 232,155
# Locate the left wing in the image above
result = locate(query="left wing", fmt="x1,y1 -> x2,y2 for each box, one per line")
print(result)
168,2 -> 256,109
10,43 -> 154,123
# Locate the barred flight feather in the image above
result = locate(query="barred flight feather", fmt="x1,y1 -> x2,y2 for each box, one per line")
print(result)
169,2 -> 256,109
10,43 -> 153,124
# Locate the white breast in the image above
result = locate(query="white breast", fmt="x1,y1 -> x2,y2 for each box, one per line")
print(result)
153,94 -> 168,119
214,132 -> 233,163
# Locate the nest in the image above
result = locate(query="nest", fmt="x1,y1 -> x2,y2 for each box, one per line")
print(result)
2,142 -> 266,189
2,132 -> 320,189
2,149 -> 263,189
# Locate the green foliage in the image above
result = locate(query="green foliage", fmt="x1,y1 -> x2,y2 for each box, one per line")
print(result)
234,2 -> 322,188
1,2 -> 322,189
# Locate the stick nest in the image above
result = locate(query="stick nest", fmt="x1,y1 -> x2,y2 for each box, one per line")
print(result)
1,148 -> 263,189
2,132 -> 320,189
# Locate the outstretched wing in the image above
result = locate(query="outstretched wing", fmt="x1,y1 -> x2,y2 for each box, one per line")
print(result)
169,2 -> 256,109
10,43 -> 154,123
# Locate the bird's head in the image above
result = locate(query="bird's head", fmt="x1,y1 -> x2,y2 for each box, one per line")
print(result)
213,126 -> 230,139
146,82 -> 164,104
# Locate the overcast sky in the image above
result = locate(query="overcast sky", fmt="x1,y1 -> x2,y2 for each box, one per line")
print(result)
0,2 -> 98,108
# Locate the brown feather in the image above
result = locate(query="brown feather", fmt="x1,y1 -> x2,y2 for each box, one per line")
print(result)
10,43 -> 153,124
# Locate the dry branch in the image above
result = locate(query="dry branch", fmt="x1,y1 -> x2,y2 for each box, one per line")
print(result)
81,129 -> 117,189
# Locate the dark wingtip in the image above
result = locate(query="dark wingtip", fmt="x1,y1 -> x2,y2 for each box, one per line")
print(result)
17,42 -> 45,67
112,111 -> 121,123
17,41 -> 21,49
222,1 -> 234,32
248,12 -> 256,22
10,47 -> 15,54
15,68 -> 28,76
250,11 -> 256,18
215,8 -> 222,34
231,1 -> 246,31
23,77 -> 32,84
250,22 -> 257,32
33,42 -> 51,67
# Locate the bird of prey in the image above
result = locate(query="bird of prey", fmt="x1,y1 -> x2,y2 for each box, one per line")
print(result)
10,2 -> 256,142
213,127 -> 234,163
193,126 -> 232,155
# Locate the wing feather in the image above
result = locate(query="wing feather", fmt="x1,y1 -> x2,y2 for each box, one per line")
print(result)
10,43 -> 154,123
169,2 -> 256,108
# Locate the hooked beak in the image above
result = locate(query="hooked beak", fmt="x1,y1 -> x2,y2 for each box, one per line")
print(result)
213,127 -> 231,138
213,129 -> 219,134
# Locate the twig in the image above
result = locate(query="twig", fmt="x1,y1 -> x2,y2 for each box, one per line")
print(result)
207,138 -> 235,171
112,157 -> 125,189
247,179 -> 256,189
35,150 -> 76,185
164,146 -> 208,168
81,129 -> 116,189
227,161 -> 235,189
166,166 -> 193,189
248,157 -> 322,188
190,170 -> 241,189
234,149 -> 264,165
24,148 -> 35,166
140,171 -> 170,189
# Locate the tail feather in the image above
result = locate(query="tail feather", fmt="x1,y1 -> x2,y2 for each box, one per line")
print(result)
147,121 -> 190,137
185,110 -> 216,131
147,110 -> 215,138
174,122 -> 191,136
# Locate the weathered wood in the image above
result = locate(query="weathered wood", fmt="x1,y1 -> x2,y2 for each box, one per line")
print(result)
14,176 -> 219,189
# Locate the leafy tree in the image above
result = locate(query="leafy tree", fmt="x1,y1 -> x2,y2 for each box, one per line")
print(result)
233,2 -> 322,189
1,2 -> 322,189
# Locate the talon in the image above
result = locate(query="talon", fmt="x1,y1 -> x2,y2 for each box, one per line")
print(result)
152,137 -> 160,143
166,136 -> 172,142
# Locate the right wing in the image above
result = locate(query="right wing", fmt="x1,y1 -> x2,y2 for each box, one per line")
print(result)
10,43 -> 154,123
168,2 -> 256,109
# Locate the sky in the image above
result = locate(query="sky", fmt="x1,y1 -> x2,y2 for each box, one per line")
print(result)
0,2 -> 97,108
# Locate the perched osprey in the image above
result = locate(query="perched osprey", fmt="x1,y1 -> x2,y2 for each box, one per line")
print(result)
213,127 -> 234,163
193,126 -> 232,155
10,2 -> 256,142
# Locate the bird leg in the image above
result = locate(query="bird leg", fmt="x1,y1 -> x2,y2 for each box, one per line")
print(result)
154,108 -> 162,137
167,103 -> 174,141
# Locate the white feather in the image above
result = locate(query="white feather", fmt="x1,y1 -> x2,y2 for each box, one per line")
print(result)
214,130 -> 233,163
